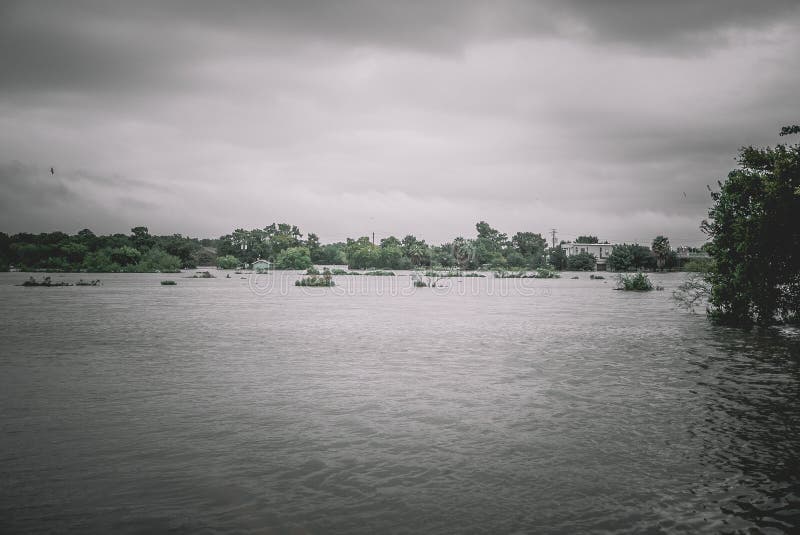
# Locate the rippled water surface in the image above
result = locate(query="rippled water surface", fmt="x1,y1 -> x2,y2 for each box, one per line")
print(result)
1,271 -> 798,534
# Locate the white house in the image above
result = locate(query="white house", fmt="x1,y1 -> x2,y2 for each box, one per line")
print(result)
561,242 -> 618,270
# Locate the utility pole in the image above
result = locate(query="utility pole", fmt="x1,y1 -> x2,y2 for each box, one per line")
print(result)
372,232 -> 375,245
551,228 -> 557,248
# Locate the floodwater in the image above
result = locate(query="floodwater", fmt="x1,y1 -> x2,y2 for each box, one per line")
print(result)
0,271 -> 798,534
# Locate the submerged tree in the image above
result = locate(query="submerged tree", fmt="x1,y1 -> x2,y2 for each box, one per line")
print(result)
702,126 -> 800,325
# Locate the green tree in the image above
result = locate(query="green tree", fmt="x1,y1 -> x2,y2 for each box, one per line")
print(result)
510,231 -> 547,267
378,245 -> 409,269
703,126 -> 800,325
451,237 -> 476,269
317,243 -> 347,265
346,237 -> 380,269
575,235 -> 599,243
58,242 -> 88,266
216,255 -> 240,269
157,234 -> 200,267
400,235 -> 429,266
82,249 -> 120,272
109,245 -> 141,267
306,233 -> 321,262
134,248 -> 182,272
380,236 -> 402,249
275,246 -> 312,270
130,226 -> 154,252
505,251 -> 527,268
651,236 -> 671,271
607,244 -> 656,272
266,223 -> 303,259
547,246 -> 567,270
195,248 -> 217,266
0,231 -> 9,271
474,221 -> 508,265
567,251 -> 596,271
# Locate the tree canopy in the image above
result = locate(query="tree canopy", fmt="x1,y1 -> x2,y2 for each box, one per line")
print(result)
567,252 -> 596,271
575,235 -> 599,244
703,127 -> 800,325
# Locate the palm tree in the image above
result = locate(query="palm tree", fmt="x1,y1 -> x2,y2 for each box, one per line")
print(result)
651,236 -> 670,271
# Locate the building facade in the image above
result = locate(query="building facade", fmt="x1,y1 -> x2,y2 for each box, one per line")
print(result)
561,242 -> 617,271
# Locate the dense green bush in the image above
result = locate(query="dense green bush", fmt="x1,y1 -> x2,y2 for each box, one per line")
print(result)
133,248 -> 182,273
682,258 -> 713,273
216,254 -> 239,269
534,268 -> 560,278
566,252 -> 596,271
703,126 -> 800,325
607,244 -> 656,271
295,275 -> 334,287
275,247 -> 312,270
615,273 -> 655,291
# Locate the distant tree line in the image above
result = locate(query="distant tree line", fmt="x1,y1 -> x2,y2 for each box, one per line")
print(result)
213,221 -> 552,271
0,227 -> 216,273
0,220 -> 689,274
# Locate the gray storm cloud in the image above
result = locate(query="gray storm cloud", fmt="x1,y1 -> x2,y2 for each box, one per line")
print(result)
1,1 -> 798,245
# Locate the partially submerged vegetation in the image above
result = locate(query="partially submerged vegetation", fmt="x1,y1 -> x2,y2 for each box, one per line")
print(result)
22,276 -> 71,287
160,280 -> 177,285
295,268 -> 335,287
326,268 -> 396,276
682,258 -> 713,273
615,273 -> 662,292
672,274 -> 711,314
702,126 -> 799,326
189,271 -> 215,278
424,270 -> 486,278
534,268 -> 559,279
296,276 -> 334,287
494,268 -> 560,279
75,279 -> 102,286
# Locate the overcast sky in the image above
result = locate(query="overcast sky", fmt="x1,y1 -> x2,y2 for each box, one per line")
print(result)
1,1 -> 798,246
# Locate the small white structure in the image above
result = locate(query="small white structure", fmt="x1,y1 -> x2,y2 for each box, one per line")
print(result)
561,242 -> 618,271
251,259 -> 272,273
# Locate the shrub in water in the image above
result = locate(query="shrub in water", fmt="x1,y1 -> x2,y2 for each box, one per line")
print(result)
295,273 -> 335,287
534,268 -> 560,279
615,273 -> 654,291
